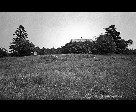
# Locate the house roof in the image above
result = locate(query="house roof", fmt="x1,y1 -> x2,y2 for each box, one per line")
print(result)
71,38 -> 93,42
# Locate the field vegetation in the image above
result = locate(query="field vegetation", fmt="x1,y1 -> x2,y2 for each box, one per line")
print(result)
0,54 -> 136,100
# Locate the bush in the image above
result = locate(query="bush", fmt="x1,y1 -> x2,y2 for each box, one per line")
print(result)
0,48 -> 8,57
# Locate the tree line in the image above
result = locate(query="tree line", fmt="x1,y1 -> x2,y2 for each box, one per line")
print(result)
0,25 -> 135,57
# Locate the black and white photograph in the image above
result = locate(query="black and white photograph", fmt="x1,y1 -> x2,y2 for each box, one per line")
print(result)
0,12 -> 136,100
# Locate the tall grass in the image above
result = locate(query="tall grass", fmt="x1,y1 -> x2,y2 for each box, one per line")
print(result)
0,54 -> 136,100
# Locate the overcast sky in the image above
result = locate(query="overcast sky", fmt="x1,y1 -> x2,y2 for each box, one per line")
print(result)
0,12 -> 136,51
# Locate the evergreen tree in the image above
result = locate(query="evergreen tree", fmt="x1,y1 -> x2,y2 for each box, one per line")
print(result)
9,25 -> 35,56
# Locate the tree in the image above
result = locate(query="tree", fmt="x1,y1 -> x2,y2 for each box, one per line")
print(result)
56,47 -> 62,54
94,33 -> 117,54
34,46 -> 41,55
60,24 -> 134,55
50,46 -> 56,54
9,25 -> 35,56
60,40 -> 93,54
96,25 -> 133,54
39,47 -> 46,55
127,39 -> 133,46
0,47 -> 8,57
61,41 -> 73,54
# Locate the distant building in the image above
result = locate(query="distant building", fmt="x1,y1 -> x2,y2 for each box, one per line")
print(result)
71,37 -> 93,43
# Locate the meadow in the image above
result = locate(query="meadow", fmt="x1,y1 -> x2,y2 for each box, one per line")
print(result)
0,54 -> 136,100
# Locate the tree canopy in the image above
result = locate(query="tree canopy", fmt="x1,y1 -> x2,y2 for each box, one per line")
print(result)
4,24 -> 135,56
94,25 -> 133,54
9,25 -> 35,57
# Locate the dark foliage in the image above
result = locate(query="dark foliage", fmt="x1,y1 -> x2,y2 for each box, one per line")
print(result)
0,24 -> 135,57
59,25 -> 134,55
103,25 -> 133,54
60,40 -> 96,54
0,47 -> 8,57
9,25 -> 35,57
94,34 -> 117,54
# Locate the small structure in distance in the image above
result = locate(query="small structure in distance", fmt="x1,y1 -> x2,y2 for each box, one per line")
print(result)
71,37 -> 93,43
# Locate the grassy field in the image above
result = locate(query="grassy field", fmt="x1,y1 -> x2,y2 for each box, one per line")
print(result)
0,54 -> 136,100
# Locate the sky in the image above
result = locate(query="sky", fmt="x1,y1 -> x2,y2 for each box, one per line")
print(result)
0,12 -> 136,51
